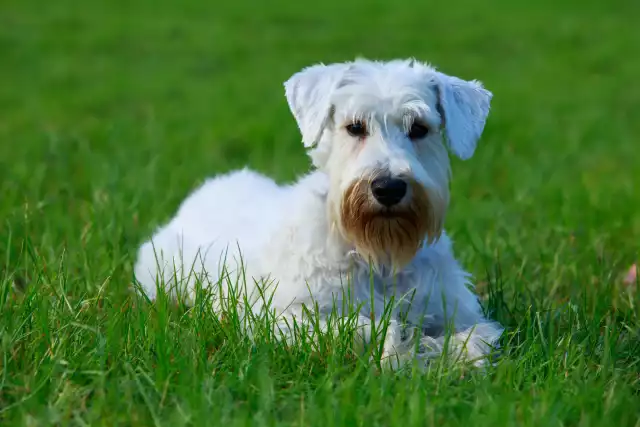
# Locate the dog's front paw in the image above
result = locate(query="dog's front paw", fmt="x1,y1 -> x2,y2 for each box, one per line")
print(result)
375,320 -> 421,370
418,321 -> 504,368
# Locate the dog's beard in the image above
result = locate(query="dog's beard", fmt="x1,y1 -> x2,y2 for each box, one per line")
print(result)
339,177 -> 445,270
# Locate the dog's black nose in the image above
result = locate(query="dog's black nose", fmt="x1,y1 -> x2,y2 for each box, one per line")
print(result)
371,177 -> 407,207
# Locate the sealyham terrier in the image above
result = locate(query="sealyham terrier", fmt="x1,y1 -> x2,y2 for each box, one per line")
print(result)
134,58 -> 503,369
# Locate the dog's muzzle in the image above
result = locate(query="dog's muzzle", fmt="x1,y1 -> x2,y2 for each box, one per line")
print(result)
339,173 -> 444,268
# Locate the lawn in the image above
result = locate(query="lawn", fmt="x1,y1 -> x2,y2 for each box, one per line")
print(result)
1,0 -> 640,425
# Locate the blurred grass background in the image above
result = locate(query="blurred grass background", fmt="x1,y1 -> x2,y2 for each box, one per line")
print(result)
1,0 -> 640,425
2,0 -> 639,261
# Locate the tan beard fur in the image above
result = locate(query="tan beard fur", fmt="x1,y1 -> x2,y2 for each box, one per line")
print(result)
339,175 -> 445,270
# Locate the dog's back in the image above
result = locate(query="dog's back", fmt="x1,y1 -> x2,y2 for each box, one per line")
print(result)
134,168 -> 287,301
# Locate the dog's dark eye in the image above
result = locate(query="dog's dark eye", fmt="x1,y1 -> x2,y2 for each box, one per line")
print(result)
346,121 -> 367,137
408,122 -> 429,140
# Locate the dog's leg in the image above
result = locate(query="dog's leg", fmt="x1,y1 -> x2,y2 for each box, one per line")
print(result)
267,308 -> 418,369
375,319 -> 422,370
270,310 -> 377,346
417,321 -> 503,367
270,311 -> 501,370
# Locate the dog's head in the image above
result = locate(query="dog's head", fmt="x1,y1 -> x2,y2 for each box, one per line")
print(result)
284,58 -> 492,269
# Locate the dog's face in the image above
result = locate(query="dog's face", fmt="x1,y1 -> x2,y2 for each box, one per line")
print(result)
284,58 -> 492,269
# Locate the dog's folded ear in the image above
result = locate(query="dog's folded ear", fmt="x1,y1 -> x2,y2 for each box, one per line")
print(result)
435,73 -> 493,160
284,63 -> 349,149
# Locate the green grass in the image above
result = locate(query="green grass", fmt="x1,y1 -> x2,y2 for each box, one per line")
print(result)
2,0 -> 640,425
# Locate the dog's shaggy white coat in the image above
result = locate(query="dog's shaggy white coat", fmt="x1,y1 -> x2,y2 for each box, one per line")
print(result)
134,58 -> 504,368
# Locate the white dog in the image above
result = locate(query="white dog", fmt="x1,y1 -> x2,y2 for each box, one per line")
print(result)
134,58 -> 503,368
